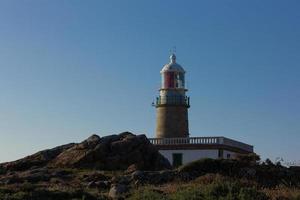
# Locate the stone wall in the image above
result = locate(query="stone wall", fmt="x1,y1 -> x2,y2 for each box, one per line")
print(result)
156,106 -> 189,138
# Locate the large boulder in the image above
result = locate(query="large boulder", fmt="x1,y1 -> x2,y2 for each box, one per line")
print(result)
50,132 -> 171,171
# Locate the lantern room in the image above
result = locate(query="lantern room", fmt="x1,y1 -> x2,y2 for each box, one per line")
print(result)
161,54 -> 186,90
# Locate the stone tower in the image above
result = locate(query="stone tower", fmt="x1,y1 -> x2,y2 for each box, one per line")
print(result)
155,54 -> 190,138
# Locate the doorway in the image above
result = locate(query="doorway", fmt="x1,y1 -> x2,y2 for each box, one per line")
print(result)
172,153 -> 183,167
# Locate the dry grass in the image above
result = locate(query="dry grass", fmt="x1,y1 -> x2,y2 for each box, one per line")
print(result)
263,186 -> 300,200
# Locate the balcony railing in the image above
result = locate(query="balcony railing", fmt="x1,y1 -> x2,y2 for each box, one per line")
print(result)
156,96 -> 190,107
148,136 -> 253,152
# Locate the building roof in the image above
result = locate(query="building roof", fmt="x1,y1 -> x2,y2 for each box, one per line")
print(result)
161,54 -> 185,73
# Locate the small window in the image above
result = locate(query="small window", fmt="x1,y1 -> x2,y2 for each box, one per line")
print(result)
227,154 -> 231,159
172,153 -> 183,167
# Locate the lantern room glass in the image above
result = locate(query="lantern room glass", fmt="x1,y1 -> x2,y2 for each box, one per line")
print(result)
162,72 -> 185,89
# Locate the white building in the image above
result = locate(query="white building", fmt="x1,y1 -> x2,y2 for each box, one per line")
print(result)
150,54 -> 253,167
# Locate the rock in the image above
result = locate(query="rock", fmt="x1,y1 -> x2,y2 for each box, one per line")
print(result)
50,132 -> 171,171
85,134 -> 101,144
0,132 -> 171,172
108,184 -> 128,199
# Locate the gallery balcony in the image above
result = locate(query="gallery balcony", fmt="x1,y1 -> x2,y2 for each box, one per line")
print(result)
155,96 -> 190,107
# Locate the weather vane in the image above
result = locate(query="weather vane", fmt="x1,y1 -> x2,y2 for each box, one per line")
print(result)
169,46 -> 176,54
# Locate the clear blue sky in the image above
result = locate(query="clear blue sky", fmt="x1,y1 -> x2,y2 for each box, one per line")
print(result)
0,0 -> 299,164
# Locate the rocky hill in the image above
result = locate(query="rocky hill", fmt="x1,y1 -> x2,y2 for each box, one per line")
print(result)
0,132 -> 299,200
0,132 -> 171,172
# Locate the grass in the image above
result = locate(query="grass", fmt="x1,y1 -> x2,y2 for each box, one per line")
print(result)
1,173 -> 299,199
127,174 -> 300,200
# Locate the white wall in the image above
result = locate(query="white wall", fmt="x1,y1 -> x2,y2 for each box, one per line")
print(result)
159,149 -> 219,165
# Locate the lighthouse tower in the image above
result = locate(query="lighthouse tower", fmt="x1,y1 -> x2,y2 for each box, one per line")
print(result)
151,53 -> 253,167
155,54 -> 190,138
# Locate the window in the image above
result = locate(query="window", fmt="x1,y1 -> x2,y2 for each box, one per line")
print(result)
227,154 -> 231,159
163,72 -> 185,89
178,73 -> 185,88
175,73 -> 180,88
164,72 -> 175,88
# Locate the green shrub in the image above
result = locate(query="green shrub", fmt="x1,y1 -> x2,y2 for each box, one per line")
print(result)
178,158 -> 246,177
127,179 -> 298,200
178,157 -> 300,188
236,153 -> 260,165
169,178 -> 268,200
203,181 -> 268,200
178,158 -> 221,174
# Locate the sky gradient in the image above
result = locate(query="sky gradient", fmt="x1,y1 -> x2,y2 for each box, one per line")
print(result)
0,0 -> 299,164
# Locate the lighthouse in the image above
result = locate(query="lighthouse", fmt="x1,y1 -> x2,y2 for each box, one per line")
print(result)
155,54 -> 190,138
150,54 -> 253,167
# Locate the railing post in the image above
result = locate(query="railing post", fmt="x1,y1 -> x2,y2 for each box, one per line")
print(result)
219,137 -> 224,144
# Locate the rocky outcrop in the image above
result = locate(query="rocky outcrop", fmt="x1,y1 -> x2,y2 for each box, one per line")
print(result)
50,132 -> 171,171
1,132 -> 171,172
